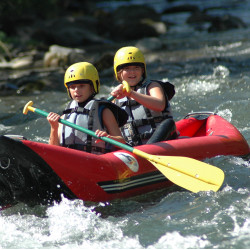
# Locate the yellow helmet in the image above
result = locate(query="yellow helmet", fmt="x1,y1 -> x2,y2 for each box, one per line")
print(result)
113,46 -> 146,80
64,62 -> 100,97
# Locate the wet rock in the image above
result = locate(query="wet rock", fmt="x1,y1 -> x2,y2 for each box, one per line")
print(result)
61,0 -> 97,15
135,37 -> 164,52
44,45 -> 85,67
162,4 -> 199,14
0,69 -> 65,96
32,16 -> 111,47
112,21 -> 160,41
0,56 -> 34,69
0,76 -> 45,96
112,4 -> 161,22
110,5 -> 167,41
186,10 -> 214,24
94,53 -> 114,72
213,65 -> 230,78
16,81 -> 46,94
0,83 -> 19,96
187,11 -> 247,32
208,14 -> 247,32
0,49 -> 45,69
141,19 -> 167,35
94,9 -> 113,38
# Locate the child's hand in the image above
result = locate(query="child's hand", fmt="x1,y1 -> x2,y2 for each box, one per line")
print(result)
111,81 -> 131,99
47,112 -> 60,129
111,84 -> 125,99
95,129 -> 109,143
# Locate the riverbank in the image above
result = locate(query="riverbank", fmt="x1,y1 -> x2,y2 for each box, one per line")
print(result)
1,0 -> 249,96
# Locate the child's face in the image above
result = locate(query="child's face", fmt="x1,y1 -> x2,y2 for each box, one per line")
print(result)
119,65 -> 144,86
69,83 -> 93,103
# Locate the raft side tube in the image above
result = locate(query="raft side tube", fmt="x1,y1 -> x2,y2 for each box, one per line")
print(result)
0,136 -> 77,207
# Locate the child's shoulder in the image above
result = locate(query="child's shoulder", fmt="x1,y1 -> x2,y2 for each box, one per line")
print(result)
149,79 -> 175,101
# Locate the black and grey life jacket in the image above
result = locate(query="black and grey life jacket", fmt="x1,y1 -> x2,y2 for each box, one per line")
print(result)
115,80 -> 175,146
60,99 -> 128,154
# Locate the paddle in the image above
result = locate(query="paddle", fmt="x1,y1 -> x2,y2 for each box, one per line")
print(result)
107,80 -> 131,101
23,101 -> 225,193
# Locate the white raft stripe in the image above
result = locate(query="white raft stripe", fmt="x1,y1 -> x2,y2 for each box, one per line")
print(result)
99,172 -> 167,193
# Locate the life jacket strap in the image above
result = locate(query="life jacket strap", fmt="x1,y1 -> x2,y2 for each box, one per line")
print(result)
131,115 -> 172,127
63,107 -> 90,115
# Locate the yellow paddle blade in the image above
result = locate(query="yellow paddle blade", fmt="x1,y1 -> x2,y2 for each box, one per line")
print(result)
133,149 -> 224,192
149,155 -> 224,193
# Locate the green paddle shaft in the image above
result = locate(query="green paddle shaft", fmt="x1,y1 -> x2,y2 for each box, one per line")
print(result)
107,95 -> 115,102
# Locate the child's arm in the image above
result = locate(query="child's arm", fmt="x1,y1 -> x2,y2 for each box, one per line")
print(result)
47,112 -> 61,145
95,108 -> 125,144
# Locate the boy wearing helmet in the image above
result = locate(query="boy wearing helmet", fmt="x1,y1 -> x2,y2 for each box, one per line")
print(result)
47,62 -> 127,154
111,46 -> 177,146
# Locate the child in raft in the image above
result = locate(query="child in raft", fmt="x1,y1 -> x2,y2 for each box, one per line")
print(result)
47,62 -> 127,154
110,46 -> 177,146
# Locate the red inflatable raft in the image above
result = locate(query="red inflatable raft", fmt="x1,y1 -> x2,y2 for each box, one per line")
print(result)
0,112 -> 249,206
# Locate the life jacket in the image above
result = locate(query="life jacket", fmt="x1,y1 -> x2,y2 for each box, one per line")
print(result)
60,99 -> 128,154
115,80 -> 175,146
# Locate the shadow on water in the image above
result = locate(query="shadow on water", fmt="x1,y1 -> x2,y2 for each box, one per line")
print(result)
92,185 -> 184,218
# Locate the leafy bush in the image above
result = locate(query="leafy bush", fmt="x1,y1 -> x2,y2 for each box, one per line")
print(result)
0,0 -> 59,34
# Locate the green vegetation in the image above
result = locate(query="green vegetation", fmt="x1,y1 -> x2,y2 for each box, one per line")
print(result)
0,0 -> 60,58
0,0 -> 59,24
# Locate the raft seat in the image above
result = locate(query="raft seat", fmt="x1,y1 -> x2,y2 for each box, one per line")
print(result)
192,123 -> 206,137
177,117 -> 207,137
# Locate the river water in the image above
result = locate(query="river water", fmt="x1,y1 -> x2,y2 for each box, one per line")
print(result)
0,0 -> 250,249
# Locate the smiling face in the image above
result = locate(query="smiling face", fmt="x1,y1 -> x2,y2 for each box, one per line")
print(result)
118,65 -> 144,87
68,83 -> 94,103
